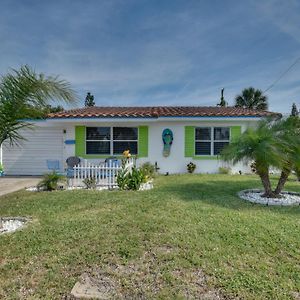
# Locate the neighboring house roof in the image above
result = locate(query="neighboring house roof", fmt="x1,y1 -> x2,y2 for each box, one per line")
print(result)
47,106 -> 280,119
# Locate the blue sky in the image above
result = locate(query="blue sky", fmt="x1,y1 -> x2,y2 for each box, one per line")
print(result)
1,0 -> 300,113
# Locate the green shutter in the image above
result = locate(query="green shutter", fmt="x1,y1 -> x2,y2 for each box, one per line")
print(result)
138,126 -> 148,157
185,126 -> 195,157
230,126 -> 241,141
75,126 -> 85,156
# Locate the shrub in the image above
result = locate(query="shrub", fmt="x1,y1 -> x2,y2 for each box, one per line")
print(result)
117,166 -> 145,191
117,168 -> 129,190
140,162 -> 156,179
187,162 -> 196,173
83,177 -> 97,189
219,167 -> 231,174
37,172 -> 65,191
127,167 -> 144,191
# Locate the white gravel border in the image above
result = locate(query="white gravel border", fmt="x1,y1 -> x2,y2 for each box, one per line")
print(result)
26,181 -> 154,192
238,189 -> 300,206
0,217 -> 28,235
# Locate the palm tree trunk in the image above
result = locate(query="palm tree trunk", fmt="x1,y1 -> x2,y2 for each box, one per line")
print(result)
258,171 -> 276,198
274,169 -> 291,195
295,167 -> 300,182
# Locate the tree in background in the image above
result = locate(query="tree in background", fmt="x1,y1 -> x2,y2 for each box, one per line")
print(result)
217,88 -> 227,107
290,103 -> 299,117
85,92 -> 95,107
0,65 -> 77,146
235,87 -> 268,110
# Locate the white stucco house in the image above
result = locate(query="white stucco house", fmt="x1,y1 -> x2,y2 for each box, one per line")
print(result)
1,106 -> 279,175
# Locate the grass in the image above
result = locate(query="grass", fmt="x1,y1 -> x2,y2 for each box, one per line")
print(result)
0,174 -> 300,299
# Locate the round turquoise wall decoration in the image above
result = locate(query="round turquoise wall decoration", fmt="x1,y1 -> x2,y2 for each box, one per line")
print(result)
162,128 -> 173,157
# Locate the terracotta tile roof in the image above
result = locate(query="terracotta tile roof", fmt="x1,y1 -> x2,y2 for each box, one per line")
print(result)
47,106 -> 280,119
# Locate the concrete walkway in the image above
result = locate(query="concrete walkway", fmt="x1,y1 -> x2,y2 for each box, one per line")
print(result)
0,177 -> 41,197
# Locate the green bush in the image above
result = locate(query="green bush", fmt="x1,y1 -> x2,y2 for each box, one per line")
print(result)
117,166 -> 145,191
0,163 -> 3,172
140,162 -> 155,179
187,162 -> 196,173
127,167 -> 144,191
219,167 -> 231,174
83,177 -> 97,189
37,172 -> 65,191
117,168 -> 129,190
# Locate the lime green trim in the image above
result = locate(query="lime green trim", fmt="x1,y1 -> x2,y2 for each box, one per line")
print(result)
138,126 -> 148,157
78,154 -> 125,159
185,126 -> 195,157
193,155 -> 219,160
75,126 -> 85,157
231,126 -> 242,141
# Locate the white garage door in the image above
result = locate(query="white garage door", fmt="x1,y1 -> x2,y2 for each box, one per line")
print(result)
2,126 -> 63,175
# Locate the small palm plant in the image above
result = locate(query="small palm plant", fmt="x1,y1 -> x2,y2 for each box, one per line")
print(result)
222,117 -> 300,198
37,172 -> 65,191
272,117 -> 300,194
221,119 -> 282,198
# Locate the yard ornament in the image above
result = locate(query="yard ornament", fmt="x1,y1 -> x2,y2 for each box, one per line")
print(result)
162,128 -> 173,157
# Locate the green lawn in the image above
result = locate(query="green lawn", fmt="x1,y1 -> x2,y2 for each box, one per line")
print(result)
0,174 -> 300,299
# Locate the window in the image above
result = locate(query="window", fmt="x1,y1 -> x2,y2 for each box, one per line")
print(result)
195,127 -> 230,156
86,127 -> 138,155
113,127 -> 138,155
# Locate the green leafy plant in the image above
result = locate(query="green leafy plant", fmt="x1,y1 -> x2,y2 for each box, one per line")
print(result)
117,168 -> 129,190
140,162 -> 156,179
83,177 -> 97,189
127,167 -> 144,191
219,167 -> 231,174
187,162 -> 196,173
221,117 -> 300,197
0,65 -> 77,148
37,172 -> 65,191
0,163 -> 3,172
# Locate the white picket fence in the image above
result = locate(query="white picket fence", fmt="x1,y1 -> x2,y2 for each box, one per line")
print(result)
72,158 -> 134,189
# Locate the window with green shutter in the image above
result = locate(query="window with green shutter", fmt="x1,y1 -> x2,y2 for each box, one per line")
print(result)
138,126 -> 148,157
194,126 -> 230,156
75,125 -> 148,158
230,126 -> 242,141
185,126 -> 195,157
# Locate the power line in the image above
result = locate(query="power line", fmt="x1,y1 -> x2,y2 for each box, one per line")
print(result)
263,56 -> 300,93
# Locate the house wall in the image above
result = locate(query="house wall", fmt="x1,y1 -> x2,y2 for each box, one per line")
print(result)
62,119 -> 253,174
2,119 -> 255,175
2,125 -> 64,175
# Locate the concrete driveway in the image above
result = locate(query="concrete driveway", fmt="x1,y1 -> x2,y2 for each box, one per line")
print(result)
0,177 -> 41,197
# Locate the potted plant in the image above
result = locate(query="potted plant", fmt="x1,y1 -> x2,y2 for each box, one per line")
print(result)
187,162 -> 196,173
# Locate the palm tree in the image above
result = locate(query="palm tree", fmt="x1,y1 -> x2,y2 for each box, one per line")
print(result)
0,65 -> 77,146
235,87 -> 268,110
273,117 -> 300,194
222,117 -> 300,197
221,119 -> 282,198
